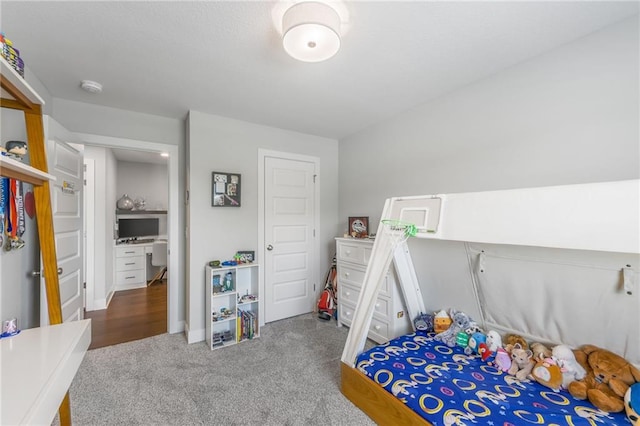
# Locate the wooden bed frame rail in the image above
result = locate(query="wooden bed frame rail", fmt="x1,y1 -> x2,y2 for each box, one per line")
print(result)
341,362 -> 431,425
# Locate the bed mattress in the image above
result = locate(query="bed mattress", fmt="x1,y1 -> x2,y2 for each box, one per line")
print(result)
356,332 -> 629,425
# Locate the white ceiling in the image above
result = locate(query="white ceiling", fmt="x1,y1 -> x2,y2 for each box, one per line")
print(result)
2,1 -> 638,140
111,148 -> 168,165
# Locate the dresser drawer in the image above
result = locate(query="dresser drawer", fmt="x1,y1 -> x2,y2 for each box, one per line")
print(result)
338,301 -> 356,327
339,299 -> 391,344
337,264 -> 390,296
368,316 -> 391,344
116,255 -> 145,271
115,246 -> 145,257
339,283 -> 391,321
116,269 -> 145,286
337,241 -> 367,265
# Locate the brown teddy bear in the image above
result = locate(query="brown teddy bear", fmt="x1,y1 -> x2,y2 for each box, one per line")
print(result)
568,344 -> 640,413
504,333 -> 528,354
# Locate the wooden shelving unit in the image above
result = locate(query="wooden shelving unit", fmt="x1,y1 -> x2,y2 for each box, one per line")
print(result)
1,55 -> 74,425
0,154 -> 55,184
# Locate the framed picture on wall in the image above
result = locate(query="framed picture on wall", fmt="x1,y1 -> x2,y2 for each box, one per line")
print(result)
348,216 -> 369,238
212,172 -> 241,207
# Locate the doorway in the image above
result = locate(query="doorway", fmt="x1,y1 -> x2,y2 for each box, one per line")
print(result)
258,150 -> 320,324
79,133 -> 182,336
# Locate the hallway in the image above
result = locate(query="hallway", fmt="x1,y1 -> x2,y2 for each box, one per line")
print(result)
85,281 -> 167,350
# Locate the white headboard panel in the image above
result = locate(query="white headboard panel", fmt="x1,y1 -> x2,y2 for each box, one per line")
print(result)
387,180 -> 639,254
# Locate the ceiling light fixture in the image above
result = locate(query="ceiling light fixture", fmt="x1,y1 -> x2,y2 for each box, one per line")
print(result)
282,1 -> 341,63
80,80 -> 103,94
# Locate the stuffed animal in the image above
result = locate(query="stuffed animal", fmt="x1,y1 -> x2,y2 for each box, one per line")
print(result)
568,345 -> 640,413
414,312 -> 434,332
456,331 -> 470,348
530,342 -> 552,362
477,331 -> 501,365
433,310 -> 452,334
433,310 -> 473,347
494,347 -> 512,372
465,332 -> 486,356
626,383 -> 640,425
504,334 -> 528,354
485,331 -> 502,352
531,358 -> 563,392
507,343 -> 534,381
552,344 -> 586,389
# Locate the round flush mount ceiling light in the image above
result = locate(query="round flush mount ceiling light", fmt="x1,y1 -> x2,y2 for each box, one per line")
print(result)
80,80 -> 103,94
282,1 -> 341,63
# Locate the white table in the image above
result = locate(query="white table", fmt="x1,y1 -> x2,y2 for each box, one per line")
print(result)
1,319 -> 91,425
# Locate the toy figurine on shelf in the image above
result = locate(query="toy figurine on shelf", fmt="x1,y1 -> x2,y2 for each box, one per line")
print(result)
5,141 -> 27,161
224,272 -> 233,292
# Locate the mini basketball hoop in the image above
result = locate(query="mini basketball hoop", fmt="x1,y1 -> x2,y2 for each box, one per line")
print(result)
381,219 -> 418,249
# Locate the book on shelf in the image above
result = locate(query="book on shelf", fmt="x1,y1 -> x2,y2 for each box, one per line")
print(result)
238,309 -> 257,340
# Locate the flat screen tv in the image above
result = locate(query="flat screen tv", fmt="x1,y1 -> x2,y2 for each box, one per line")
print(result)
118,218 -> 159,239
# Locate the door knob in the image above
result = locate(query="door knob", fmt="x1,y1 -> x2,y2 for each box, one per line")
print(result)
267,244 -> 274,251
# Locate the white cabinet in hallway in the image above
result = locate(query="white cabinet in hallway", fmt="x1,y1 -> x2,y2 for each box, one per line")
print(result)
114,244 -> 152,290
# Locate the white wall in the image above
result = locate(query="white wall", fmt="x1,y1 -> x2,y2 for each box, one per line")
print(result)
186,111 -> 339,342
338,17 -> 639,360
0,109 -> 41,329
84,146 -> 117,308
339,16 -> 638,228
116,161 -> 169,211
51,99 -> 187,328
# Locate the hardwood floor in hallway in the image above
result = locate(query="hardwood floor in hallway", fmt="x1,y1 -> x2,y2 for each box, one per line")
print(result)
85,281 -> 167,350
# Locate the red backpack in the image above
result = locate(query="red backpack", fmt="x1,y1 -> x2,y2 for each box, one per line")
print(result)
318,258 -> 337,319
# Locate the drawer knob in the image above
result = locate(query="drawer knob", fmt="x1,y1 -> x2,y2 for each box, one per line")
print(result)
375,303 -> 380,308
374,325 -> 381,331
346,292 -> 351,297
346,250 -> 351,254
344,272 -> 350,278
346,311 -> 351,317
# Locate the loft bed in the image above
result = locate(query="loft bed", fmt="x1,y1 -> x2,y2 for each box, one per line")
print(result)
340,179 -> 639,425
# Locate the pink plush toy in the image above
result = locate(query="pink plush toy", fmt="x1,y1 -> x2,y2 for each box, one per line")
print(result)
494,347 -> 512,372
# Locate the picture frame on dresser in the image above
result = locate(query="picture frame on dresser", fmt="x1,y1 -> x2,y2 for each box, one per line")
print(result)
348,216 -> 369,238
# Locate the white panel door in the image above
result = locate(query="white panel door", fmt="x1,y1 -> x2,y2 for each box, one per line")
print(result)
40,118 -> 84,325
264,157 -> 316,322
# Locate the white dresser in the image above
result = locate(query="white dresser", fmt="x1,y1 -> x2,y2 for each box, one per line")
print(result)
335,237 -> 412,344
114,244 -> 151,290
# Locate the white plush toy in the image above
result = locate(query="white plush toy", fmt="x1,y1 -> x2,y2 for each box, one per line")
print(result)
552,344 -> 587,389
485,330 -> 502,352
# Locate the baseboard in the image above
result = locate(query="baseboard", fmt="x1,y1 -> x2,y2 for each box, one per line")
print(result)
184,322 -> 205,344
114,282 -> 147,292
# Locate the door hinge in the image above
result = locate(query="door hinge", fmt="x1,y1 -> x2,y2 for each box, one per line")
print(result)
83,282 -> 86,289
314,283 -> 316,291
313,229 -> 316,237
313,174 -> 317,183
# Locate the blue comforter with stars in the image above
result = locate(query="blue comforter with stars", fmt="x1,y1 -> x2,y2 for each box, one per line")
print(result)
355,331 -> 629,425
